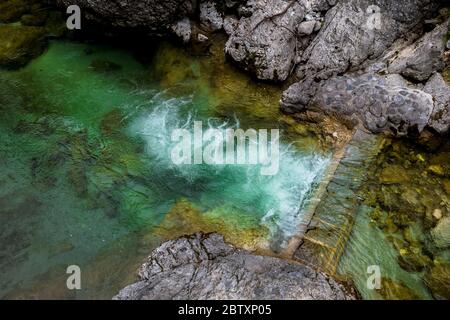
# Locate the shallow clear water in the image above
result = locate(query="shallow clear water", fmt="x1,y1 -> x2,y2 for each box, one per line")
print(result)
0,40 -> 330,298
338,206 -> 433,300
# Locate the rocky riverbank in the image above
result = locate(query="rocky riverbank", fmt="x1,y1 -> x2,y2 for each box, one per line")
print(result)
114,232 -> 358,300
1,0 -> 449,300
48,0 -> 450,139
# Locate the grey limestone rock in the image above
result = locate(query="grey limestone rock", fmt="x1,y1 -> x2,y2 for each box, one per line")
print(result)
424,73 -> 450,134
171,17 -> 192,43
200,1 -> 224,32
387,19 -> 449,82
281,73 -> 435,137
114,233 -> 357,300
225,0 -> 307,81
296,0 -> 440,80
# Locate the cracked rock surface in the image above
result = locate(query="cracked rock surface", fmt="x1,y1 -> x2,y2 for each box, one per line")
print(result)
281,73 -> 436,136
387,19 -> 449,82
114,233 -> 357,300
225,0 -> 306,81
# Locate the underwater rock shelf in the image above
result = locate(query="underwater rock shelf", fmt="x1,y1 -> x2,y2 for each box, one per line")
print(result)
290,129 -> 386,275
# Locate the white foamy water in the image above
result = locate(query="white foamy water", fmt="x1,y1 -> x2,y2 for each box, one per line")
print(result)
129,91 -> 331,246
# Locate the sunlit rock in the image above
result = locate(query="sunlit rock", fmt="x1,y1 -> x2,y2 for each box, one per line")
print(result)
115,233 -> 358,300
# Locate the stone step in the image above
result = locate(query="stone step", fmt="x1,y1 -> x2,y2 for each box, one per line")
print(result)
286,129 -> 385,275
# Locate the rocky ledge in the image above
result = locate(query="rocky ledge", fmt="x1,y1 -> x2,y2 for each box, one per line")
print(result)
114,233 -> 357,300
281,15 -> 450,138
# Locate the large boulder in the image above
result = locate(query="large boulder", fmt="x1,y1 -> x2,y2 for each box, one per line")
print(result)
54,0 -> 196,32
296,0 -> 440,80
114,233 -> 357,300
387,19 -> 449,82
225,0 -> 307,81
424,73 -> 450,134
281,73 -> 435,136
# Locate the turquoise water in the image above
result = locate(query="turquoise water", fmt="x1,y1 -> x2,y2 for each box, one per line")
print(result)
0,41 -> 330,299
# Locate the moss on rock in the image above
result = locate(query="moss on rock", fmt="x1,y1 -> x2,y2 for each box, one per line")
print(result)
0,0 -> 35,23
0,25 -> 47,68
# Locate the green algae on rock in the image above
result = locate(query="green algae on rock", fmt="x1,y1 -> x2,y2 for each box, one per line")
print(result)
0,25 -> 47,68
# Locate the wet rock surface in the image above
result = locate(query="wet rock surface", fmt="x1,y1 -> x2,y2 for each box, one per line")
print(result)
281,73 -> 435,137
0,25 -> 47,68
115,233 -> 358,300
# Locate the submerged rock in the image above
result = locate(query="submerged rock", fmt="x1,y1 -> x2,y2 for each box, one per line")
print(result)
114,233 -> 358,300
89,59 -> 122,72
377,277 -> 421,300
379,165 -> 410,184
0,0 -> 33,23
0,25 -> 47,68
153,199 -> 269,251
443,180 -> 450,196
425,263 -> 450,299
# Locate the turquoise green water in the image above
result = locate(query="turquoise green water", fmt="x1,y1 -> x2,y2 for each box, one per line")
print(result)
0,40 -> 330,299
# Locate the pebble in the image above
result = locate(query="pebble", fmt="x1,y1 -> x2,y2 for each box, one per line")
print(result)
433,209 -> 443,220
